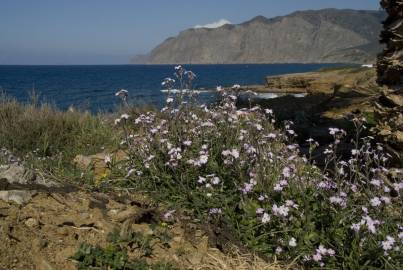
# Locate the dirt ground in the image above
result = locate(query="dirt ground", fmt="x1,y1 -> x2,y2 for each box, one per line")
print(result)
0,187 -> 288,270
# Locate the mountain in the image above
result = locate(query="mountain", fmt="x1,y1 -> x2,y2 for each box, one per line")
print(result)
133,9 -> 386,64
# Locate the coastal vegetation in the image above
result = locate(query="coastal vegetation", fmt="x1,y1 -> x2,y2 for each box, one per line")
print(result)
1,65 -> 401,269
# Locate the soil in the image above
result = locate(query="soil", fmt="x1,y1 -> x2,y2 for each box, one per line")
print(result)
0,187 -> 225,270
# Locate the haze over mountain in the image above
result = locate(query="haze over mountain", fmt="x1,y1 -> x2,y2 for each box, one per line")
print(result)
133,9 -> 386,64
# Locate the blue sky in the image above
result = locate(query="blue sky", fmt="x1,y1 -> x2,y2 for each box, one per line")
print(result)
0,0 -> 380,64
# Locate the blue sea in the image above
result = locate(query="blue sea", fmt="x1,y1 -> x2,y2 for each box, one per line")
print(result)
0,64 -> 340,112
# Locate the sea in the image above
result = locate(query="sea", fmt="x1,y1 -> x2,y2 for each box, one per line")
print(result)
0,64 -> 341,112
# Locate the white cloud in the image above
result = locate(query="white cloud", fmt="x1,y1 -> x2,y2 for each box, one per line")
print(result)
194,19 -> 231,29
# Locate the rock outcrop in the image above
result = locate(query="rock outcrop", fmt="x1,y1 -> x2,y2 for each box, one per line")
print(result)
136,9 -> 386,64
377,0 -> 403,89
263,67 -> 380,95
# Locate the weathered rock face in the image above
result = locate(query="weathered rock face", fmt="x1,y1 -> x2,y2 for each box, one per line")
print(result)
137,9 -> 386,64
377,0 -> 403,89
265,67 -> 380,94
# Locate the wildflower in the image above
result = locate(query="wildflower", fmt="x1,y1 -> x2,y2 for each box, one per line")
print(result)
381,236 -> 395,252
289,237 -> 297,247
198,176 -> 206,184
183,140 -> 192,146
255,124 -> 263,131
209,208 -> 222,214
285,200 -> 298,209
261,213 -> 271,224
166,97 -> 174,103
330,195 -> 347,208
370,197 -> 382,207
258,195 -> 267,201
121,113 -> 129,120
329,127 -> 340,135
370,179 -> 382,187
351,149 -> 359,155
265,109 -> 273,115
199,155 -> 208,165
272,204 -> 289,217
312,253 -> 322,262
275,247 -> 283,254
351,222 -> 362,232
241,182 -> 255,194
161,77 -> 175,87
232,84 -> 241,90
363,215 -> 381,234
266,133 -> 277,139
211,177 -> 220,185
115,89 -> 128,96
282,167 -> 291,178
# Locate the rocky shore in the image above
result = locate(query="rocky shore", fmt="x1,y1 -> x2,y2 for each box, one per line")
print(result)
238,66 -> 402,165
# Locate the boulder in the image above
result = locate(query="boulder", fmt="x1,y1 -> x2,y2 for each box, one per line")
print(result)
0,164 -> 60,188
0,190 -> 36,205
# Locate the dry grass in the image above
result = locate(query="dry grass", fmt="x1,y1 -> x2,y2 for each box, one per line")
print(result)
193,248 -> 296,270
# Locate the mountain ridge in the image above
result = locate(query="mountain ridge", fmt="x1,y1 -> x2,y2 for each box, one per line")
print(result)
132,9 -> 386,64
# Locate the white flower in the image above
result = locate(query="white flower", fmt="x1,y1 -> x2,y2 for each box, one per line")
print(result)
282,167 -> 291,178
256,208 -> 265,214
166,97 -> 174,103
328,127 -> 340,135
255,124 -> 263,131
183,140 -> 192,146
231,149 -> 240,159
370,197 -> 382,207
272,204 -> 289,217
211,177 -> 220,185
261,213 -> 271,224
351,149 -> 359,155
199,155 -> 208,164
121,113 -> 129,120
312,253 -> 322,262
209,208 -> 222,214
370,179 -> 382,187
381,236 -> 395,251
115,89 -> 128,97
289,237 -> 297,247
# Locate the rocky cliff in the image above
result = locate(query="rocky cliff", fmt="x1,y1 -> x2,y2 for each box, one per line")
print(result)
135,9 -> 386,64
377,0 -> 403,89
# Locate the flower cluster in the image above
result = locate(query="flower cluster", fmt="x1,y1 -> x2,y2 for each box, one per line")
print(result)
112,66 -> 402,269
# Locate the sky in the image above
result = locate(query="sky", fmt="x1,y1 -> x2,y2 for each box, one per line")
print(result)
0,0 -> 380,65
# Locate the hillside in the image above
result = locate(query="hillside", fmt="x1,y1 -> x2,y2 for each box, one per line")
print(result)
134,9 -> 386,64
